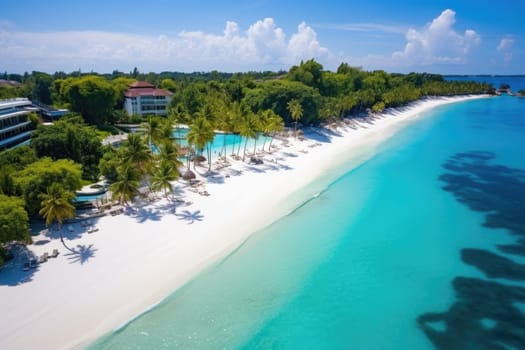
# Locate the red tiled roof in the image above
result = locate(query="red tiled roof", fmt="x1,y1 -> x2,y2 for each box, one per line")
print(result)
124,81 -> 172,97
128,81 -> 154,88
124,88 -> 172,97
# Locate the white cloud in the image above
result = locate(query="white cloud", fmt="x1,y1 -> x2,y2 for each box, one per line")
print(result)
497,37 -> 514,66
314,22 -> 408,35
0,18 -> 330,73
497,37 -> 514,52
393,9 -> 480,65
286,22 -> 329,63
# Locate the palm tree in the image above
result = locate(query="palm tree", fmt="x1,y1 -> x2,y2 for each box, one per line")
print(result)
150,161 -> 178,198
186,115 -> 214,171
39,183 -> 76,251
232,102 -> 251,157
157,140 -> 182,169
267,112 -> 285,152
158,118 -> 175,144
170,104 -> 190,149
287,99 -> 303,140
121,133 -> 152,174
194,104 -> 217,171
142,116 -> 161,150
239,112 -> 258,162
111,162 -> 141,205
252,111 -> 263,156
216,106 -> 234,160
259,110 -> 271,153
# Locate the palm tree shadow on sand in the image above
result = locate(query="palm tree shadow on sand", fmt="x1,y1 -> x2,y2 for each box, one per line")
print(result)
417,151 -> 525,350
64,244 -> 97,264
175,210 -> 204,224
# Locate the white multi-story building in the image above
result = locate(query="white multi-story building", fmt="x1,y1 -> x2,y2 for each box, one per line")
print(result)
124,81 -> 173,117
0,98 -> 37,150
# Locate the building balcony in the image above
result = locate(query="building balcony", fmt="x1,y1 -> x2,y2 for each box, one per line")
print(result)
0,130 -> 32,149
0,121 -> 31,135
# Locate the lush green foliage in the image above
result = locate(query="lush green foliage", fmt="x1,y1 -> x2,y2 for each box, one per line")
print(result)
0,62 -> 495,218
39,183 -> 76,229
244,80 -> 321,126
58,75 -> 117,124
38,183 -> 76,250
30,117 -> 103,180
287,99 -> 304,133
121,133 -> 153,174
0,146 -> 38,195
150,160 -> 178,197
0,146 -> 38,171
0,195 -> 30,245
13,158 -> 82,216
98,146 -> 121,182
110,162 -> 141,204
27,71 -> 54,104
111,77 -> 136,110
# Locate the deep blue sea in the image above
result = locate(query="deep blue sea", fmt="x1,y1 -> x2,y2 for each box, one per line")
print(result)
90,78 -> 525,350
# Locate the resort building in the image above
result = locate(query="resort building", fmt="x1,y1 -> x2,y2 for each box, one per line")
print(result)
31,100 -> 69,121
0,98 -> 38,150
124,81 -> 173,117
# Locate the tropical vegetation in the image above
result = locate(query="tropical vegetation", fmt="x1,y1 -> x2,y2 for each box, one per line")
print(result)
0,61 -> 496,267
39,183 -> 76,251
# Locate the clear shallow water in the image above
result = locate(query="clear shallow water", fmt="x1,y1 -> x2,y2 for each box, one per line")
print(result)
90,92 -> 525,349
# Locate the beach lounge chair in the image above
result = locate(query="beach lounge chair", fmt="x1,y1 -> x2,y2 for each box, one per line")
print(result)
39,253 -> 48,264
51,249 -> 59,258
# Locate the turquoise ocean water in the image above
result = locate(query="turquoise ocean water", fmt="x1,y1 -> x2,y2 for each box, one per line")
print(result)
90,82 -> 525,349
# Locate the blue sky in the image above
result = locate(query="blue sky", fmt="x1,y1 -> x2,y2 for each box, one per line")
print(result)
1,0 -> 523,74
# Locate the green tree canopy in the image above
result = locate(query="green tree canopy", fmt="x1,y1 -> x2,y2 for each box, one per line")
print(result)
160,78 -> 177,92
112,76 -> 136,110
30,118 -> 103,180
98,146 -> 121,182
14,158 -> 82,216
243,80 -> 320,126
63,75 -> 116,125
0,194 -> 31,267
27,71 -> 53,104
0,145 -> 38,171
0,195 -> 30,244
287,59 -> 324,92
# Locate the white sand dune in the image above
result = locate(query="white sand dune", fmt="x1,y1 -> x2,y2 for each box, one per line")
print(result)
0,95 -> 489,349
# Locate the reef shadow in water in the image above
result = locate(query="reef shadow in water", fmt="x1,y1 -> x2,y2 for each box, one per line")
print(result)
417,151 -> 525,350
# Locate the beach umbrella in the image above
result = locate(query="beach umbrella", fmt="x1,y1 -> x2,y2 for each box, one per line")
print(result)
182,169 -> 196,180
191,155 -> 206,163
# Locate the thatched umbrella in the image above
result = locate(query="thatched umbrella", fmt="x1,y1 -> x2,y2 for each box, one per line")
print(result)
191,155 -> 206,163
182,169 -> 196,180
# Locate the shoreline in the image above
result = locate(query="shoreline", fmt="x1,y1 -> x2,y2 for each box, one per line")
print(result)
0,95 -> 490,350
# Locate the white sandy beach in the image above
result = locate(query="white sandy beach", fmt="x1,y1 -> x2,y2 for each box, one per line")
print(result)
0,95 -> 489,349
